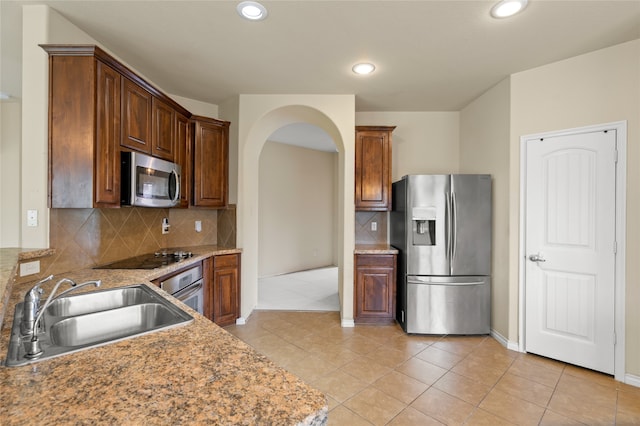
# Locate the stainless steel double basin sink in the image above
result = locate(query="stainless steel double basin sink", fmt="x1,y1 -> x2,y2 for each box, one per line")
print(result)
5,284 -> 193,367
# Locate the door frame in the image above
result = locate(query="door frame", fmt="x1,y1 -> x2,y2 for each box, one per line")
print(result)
518,121 -> 627,382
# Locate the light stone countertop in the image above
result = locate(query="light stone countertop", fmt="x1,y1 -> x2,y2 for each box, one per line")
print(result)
0,247 -> 327,425
354,244 -> 399,254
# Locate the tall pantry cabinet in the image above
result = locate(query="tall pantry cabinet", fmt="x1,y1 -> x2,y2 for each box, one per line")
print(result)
353,125 -> 397,324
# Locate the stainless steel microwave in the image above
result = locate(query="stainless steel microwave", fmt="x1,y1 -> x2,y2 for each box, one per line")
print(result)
121,152 -> 180,208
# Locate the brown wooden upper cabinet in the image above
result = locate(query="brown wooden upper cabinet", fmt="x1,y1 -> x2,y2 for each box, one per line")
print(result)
41,44 -> 192,208
121,78 -> 152,154
43,46 -> 122,208
151,97 -> 176,162
95,62 -> 122,207
355,126 -> 395,211
175,112 -> 191,208
192,116 -> 230,208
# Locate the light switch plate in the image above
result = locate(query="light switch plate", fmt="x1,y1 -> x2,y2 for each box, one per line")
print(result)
371,221 -> 377,231
195,220 -> 202,232
27,210 -> 38,227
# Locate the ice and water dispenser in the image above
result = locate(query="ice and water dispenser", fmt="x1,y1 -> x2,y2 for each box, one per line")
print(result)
412,207 -> 436,246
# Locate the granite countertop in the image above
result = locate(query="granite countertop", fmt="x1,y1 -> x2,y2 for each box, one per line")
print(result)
0,247 -> 327,425
354,244 -> 399,254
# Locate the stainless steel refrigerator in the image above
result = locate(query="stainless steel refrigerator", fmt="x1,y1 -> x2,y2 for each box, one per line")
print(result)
391,174 -> 492,334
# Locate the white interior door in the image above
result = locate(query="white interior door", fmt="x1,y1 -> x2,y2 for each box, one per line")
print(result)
525,130 -> 616,374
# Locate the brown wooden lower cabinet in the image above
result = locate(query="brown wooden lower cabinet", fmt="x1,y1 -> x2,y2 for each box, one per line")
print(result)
204,254 -> 241,327
354,254 -> 397,324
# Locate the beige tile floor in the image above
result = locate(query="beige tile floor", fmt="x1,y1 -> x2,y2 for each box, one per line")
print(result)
225,310 -> 640,425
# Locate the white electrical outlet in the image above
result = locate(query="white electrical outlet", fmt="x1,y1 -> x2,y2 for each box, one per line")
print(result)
27,210 -> 38,227
195,220 -> 202,233
371,221 -> 377,231
20,260 -> 40,277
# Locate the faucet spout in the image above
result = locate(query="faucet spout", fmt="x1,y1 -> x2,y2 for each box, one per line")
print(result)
54,279 -> 102,300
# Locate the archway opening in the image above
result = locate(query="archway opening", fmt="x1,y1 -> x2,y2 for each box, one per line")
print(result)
237,99 -> 355,326
257,123 -> 340,311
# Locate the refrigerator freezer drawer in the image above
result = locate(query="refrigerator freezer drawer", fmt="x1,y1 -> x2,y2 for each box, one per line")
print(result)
406,276 -> 490,335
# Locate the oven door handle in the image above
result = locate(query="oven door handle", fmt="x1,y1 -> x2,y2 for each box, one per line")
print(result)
172,279 -> 203,301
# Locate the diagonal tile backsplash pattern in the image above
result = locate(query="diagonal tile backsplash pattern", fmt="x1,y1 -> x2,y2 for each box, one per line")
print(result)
18,206 -> 236,283
47,207 -> 170,276
216,204 -> 237,248
355,211 -> 388,244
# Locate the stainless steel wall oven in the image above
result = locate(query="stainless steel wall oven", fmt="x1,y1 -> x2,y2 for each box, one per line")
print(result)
157,264 -> 204,315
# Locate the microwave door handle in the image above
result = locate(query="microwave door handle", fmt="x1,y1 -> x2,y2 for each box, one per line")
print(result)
171,169 -> 180,204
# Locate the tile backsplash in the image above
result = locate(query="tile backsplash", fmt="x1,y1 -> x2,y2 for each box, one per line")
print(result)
355,211 -> 388,244
20,206 -> 236,282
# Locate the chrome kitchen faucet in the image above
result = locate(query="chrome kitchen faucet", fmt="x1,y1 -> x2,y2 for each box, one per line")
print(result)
20,274 -> 53,336
22,277 -> 102,359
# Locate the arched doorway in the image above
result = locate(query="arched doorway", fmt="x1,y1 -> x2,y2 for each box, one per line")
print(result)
257,123 -> 339,310
235,96 -> 356,326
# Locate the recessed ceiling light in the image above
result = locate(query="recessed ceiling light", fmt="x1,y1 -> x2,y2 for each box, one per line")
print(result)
237,1 -> 268,21
352,63 -> 376,75
491,0 -> 528,18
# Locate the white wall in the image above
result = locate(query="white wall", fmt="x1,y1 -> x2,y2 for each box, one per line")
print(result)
356,111 -> 460,179
170,94 -> 218,118
219,96 -> 240,205
21,5 -> 100,248
510,40 -> 640,377
0,102 -> 22,247
460,78 -> 511,342
258,141 -> 336,277
0,2 -> 23,248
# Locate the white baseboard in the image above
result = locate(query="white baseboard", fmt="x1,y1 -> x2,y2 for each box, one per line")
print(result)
625,373 -> 640,388
491,328 -> 521,352
236,308 -> 254,325
341,319 -> 355,328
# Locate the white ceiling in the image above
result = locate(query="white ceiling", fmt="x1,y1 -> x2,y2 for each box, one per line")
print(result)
2,1 -> 639,150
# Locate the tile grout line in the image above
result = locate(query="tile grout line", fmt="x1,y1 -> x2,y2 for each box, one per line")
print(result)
227,309 -> 630,425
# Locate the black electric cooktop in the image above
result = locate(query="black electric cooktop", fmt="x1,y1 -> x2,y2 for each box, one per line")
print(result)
94,249 -> 194,270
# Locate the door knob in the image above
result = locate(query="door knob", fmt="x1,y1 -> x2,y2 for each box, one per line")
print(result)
528,253 -> 546,262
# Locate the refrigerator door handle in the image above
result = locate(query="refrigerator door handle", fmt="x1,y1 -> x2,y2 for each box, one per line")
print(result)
445,192 -> 451,263
407,278 -> 486,286
451,191 -> 457,263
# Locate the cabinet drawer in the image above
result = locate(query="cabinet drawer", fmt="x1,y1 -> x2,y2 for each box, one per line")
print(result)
214,254 -> 239,268
355,254 -> 395,268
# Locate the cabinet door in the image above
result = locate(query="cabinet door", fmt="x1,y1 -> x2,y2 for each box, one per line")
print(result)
354,254 -> 396,323
94,61 -> 121,207
151,97 -> 175,161
48,55 -> 96,208
193,118 -> 229,208
122,78 -> 152,153
175,112 -> 190,208
355,127 -> 394,211
213,254 -> 240,327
